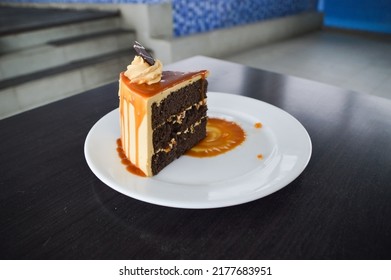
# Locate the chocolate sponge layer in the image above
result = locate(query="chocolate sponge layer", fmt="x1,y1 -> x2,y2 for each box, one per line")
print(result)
151,79 -> 208,129
152,104 -> 207,151
151,117 -> 207,175
150,77 -> 208,176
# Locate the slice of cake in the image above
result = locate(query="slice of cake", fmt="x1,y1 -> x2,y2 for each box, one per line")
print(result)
118,44 -> 209,176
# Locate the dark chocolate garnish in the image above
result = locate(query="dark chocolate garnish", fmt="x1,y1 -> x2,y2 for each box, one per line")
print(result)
133,41 -> 155,66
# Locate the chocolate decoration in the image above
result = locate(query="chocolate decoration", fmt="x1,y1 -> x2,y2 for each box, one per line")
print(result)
133,41 -> 155,66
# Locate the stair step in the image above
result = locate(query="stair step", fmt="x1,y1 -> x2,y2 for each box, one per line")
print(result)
0,6 -> 120,36
0,49 -> 134,90
0,7 -> 121,53
0,49 -> 135,119
48,29 -> 131,46
0,29 -> 136,80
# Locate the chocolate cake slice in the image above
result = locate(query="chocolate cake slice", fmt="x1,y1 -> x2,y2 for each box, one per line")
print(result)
119,66 -> 209,176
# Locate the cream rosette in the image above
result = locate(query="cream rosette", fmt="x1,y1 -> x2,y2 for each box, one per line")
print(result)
124,56 -> 163,85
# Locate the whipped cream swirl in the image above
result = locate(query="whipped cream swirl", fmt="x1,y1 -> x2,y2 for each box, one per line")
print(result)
124,56 -> 162,85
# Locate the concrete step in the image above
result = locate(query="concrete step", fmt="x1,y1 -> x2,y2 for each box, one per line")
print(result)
0,29 -> 135,80
0,49 -> 135,119
0,7 -> 121,53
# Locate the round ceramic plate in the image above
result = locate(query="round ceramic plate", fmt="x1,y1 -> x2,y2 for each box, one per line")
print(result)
84,92 -> 312,209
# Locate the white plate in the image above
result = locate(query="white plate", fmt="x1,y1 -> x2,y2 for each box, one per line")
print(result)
84,92 -> 312,209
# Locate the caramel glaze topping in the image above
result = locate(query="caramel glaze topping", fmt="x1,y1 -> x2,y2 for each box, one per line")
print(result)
120,70 -> 209,97
186,117 -> 246,158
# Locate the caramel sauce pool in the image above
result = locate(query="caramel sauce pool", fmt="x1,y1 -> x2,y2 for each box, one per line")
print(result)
186,117 -> 246,158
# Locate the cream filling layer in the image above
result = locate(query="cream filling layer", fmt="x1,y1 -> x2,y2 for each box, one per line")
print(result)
154,117 -> 206,154
156,99 -> 207,129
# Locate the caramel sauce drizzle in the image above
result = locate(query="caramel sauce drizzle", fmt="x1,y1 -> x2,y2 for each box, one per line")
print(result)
116,139 -> 146,177
186,117 -> 246,158
255,122 -> 263,159
116,118 -> 251,176
254,122 -> 263,128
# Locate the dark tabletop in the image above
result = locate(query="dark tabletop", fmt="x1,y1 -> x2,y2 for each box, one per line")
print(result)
1,56 -> 391,260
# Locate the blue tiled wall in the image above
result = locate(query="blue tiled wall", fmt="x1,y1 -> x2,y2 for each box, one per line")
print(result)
1,0 -> 319,36
173,0 -> 318,37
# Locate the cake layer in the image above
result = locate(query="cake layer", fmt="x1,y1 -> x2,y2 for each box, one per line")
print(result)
151,117 -> 207,175
151,79 -> 208,129
153,103 -> 207,151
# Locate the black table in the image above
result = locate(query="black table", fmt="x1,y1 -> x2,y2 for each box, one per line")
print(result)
1,56 -> 391,259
